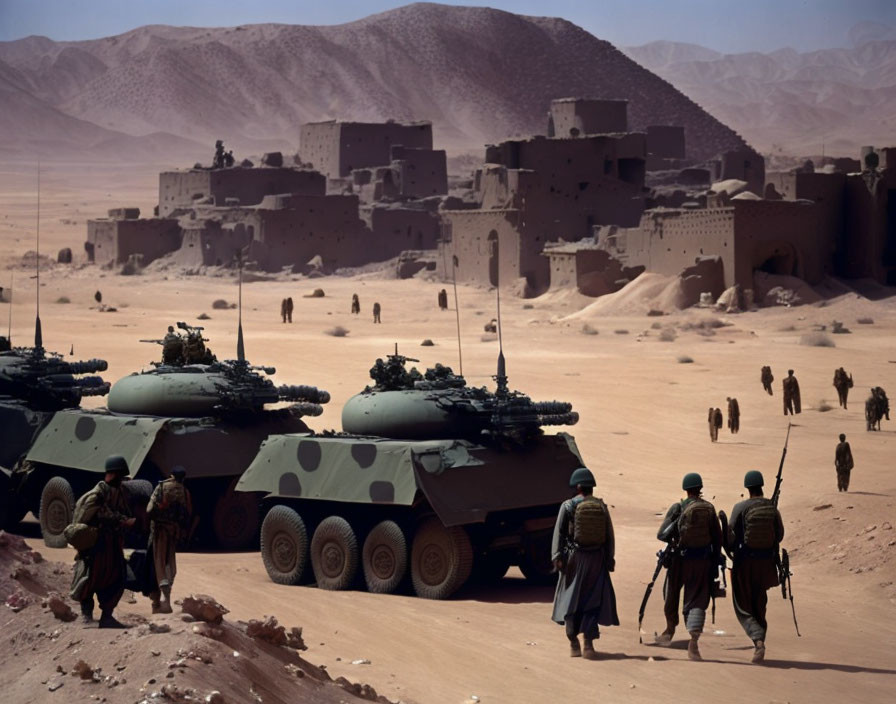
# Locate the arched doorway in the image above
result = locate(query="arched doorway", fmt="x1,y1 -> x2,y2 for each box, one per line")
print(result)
487,230 -> 499,287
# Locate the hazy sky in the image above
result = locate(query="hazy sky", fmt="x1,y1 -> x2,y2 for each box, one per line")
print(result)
1,0 -> 894,52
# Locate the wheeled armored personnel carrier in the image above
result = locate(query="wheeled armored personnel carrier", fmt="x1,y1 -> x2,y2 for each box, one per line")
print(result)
15,320 -> 330,549
237,349 -> 583,599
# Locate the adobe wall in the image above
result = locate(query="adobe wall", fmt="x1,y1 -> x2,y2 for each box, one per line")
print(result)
439,210 -> 527,289
844,169 -> 896,283
86,218 -> 181,265
549,98 -> 628,136
390,146 -> 448,197
300,121 -> 434,178
365,206 -> 441,257
175,221 -> 253,268
158,168 -> 325,217
713,149 -> 765,196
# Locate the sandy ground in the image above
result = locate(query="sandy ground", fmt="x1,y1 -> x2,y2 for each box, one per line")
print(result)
2,163 -> 896,704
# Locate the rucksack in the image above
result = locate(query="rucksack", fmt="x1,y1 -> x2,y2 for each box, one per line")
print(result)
573,496 -> 607,547
743,499 -> 777,549
64,484 -> 104,552
677,499 -> 714,548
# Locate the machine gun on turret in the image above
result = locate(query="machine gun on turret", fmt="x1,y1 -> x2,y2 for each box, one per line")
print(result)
207,356 -> 330,416
0,347 -> 110,410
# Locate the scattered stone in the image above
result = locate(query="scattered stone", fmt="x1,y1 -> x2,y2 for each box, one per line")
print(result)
420,339 -> 434,346
211,299 -> 234,310
882,522 -> 892,531
40,592 -> 76,622
351,658 -> 371,665
284,664 -> 306,678
813,504 -> 833,511
305,288 -> 325,298
5,590 -> 30,612
181,594 -> 228,624
151,650 -> 160,657
864,525 -> 878,533
246,616 -> 304,648
206,692 -> 224,704
47,680 -> 64,692
192,623 -> 224,640
197,313 -> 211,320
72,660 -> 94,680
149,623 -> 171,634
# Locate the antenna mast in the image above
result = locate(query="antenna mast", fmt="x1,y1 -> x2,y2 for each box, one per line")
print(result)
236,255 -> 245,363
493,250 -> 507,397
451,254 -> 463,376
6,270 -> 12,346
34,163 -> 42,350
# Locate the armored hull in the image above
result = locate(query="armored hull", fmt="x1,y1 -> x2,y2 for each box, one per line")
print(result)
109,368 -> 228,417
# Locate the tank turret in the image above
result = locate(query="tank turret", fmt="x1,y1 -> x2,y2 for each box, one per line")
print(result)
342,348 -> 577,442
0,345 -> 110,411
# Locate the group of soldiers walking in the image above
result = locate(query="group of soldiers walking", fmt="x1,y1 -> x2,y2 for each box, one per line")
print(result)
67,456 -> 192,627
707,398 -> 740,441
349,293 -> 383,323
551,467 -> 785,664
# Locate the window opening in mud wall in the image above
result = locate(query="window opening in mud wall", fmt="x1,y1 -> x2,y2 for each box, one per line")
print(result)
488,230 -> 499,287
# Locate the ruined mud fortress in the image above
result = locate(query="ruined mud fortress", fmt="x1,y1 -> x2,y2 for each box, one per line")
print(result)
87,99 -> 896,300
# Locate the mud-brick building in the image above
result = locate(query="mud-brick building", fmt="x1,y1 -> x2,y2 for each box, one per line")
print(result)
158,167 -> 325,217
353,145 -> 448,203
300,120 -> 434,179
86,209 -> 180,265
599,199 -> 827,290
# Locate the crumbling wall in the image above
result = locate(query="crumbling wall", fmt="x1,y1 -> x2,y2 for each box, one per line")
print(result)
365,205 -> 441,258
86,218 -> 181,266
549,98 -> 628,136
390,145 -> 448,198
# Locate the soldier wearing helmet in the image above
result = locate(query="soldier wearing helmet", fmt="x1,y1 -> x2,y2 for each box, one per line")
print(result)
550,467 -> 619,660
145,466 -> 193,614
724,470 -> 785,664
653,473 -> 721,660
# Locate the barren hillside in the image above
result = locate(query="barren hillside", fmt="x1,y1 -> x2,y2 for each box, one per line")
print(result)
624,30 -> 896,156
0,2 -> 749,161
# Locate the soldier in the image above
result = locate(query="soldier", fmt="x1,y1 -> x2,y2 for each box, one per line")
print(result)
285,296 -> 294,324
727,397 -> 740,434
873,386 -> 890,420
725,470 -> 784,664
551,467 -> 618,659
146,466 -> 192,614
280,298 -> 288,324
224,150 -> 235,167
0,335 -> 9,352
761,366 -> 774,396
350,293 -> 360,315
69,455 -> 136,628
711,407 -> 723,442
213,140 -> 225,169
438,288 -> 448,310
161,325 -> 184,365
833,367 -> 853,409
373,301 -> 382,323
654,473 -> 722,660
782,369 -> 801,415
835,433 -> 854,492
707,408 -> 715,442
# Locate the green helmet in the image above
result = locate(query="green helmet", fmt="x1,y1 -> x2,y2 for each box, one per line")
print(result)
104,455 -> 130,476
569,467 -> 595,488
744,470 -> 764,488
682,472 -> 703,490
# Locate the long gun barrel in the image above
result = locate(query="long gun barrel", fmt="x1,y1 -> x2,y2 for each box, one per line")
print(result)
60,359 -> 108,374
277,384 -> 331,404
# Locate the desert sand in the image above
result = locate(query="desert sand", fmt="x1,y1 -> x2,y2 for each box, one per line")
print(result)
1,162 -> 895,703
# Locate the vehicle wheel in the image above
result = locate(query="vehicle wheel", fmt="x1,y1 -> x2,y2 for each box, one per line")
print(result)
362,520 -> 407,594
261,505 -> 309,585
211,479 -> 260,550
310,516 -> 358,590
519,534 -> 555,585
39,476 -> 75,548
410,517 -> 473,599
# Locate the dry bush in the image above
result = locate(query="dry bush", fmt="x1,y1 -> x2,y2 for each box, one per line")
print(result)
522,303 -> 534,310
55,296 -> 71,304
614,329 -> 629,335
677,355 -> 694,363
831,320 -> 851,334
659,327 -> 678,342
324,326 -> 349,337
800,332 -> 835,347
211,299 -> 231,309
581,323 -> 599,335
857,317 -> 874,325
647,309 -> 665,317
197,313 -> 211,320
650,321 -> 663,330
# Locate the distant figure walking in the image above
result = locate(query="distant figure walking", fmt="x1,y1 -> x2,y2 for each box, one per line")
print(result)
351,293 -> 360,315
95,290 -> 103,305
438,288 -> 448,311
834,433 -> 854,492
373,302 -> 382,324
866,386 -> 890,431
708,407 -> 722,442
760,366 -> 774,396
484,318 -> 497,333
727,397 -> 740,434
782,370 -> 801,415
280,298 -> 288,324
285,297 -> 294,324
833,367 -> 853,409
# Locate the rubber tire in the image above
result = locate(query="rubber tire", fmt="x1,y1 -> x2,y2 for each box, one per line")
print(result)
362,520 -> 407,594
410,517 -> 473,600
310,516 -> 359,591
261,505 -> 309,585
211,479 -> 260,550
519,534 -> 556,585
39,476 -> 75,548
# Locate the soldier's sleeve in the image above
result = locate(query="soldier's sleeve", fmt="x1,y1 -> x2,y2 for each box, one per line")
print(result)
726,502 -> 744,552
550,501 -> 570,562
657,503 -> 680,541
605,504 -> 616,566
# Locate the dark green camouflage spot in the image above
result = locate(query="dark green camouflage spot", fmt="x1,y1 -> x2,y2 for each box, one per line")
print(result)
369,481 -> 394,503
74,416 -> 96,441
351,443 -> 377,468
279,472 -> 302,497
296,440 -> 321,472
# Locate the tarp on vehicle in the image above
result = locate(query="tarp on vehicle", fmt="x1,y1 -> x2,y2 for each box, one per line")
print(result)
26,410 -> 167,474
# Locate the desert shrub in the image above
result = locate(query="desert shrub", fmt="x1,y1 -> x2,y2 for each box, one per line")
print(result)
581,323 -> 599,335
830,320 -> 851,334
777,324 -> 796,332
857,317 -> 874,325
614,329 -> 629,335
800,332 -> 835,347
420,339 -> 434,346
677,355 -> 694,363
647,309 -> 665,317
659,327 -> 678,342
324,326 -> 349,337
522,304 -> 534,310
212,299 -> 231,309
55,296 -> 71,304
650,321 -> 663,330
197,313 -> 211,320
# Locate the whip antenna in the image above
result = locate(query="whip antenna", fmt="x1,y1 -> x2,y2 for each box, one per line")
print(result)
236,254 -> 245,363
451,254 -> 463,376
7,270 -> 12,346
34,163 -> 42,350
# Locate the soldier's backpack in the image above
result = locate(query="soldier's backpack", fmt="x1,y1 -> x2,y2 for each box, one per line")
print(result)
677,499 -> 714,548
63,485 -> 103,552
743,499 -> 777,550
573,496 -> 607,547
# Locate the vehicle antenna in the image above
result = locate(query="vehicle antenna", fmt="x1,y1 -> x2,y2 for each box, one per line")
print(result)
494,256 -> 507,397
451,254 -> 463,376
34,163 -> 42,351
236,253 -> 245,363
7,270 -> 12,346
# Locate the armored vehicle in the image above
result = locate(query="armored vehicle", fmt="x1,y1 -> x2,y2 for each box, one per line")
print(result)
0,319 -> 111,530
14,320 -> 330,549
237,349 -> 583,599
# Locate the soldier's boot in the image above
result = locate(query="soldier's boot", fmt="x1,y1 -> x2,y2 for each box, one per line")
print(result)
568,636 -> 581,658
80,599 -> 94,625
159,585 -> 173,614
687,632 -> 702,661
654,618 -> 676,646
582,638 -> 597,660
98,610 -> 128,629
752,640 -> 766,664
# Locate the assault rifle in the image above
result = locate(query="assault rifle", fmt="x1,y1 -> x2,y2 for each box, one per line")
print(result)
773,422 -> 801,636
637,542 -> 673,643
